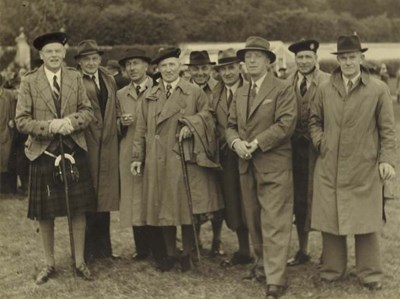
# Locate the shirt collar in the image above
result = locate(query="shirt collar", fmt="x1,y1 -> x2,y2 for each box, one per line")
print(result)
133,77 -> 149,91
44,67 -> 61,85
342,72 -> 361,86
163,77 -> 180,91
251,72 -> 267,91
225,79 -> 240,96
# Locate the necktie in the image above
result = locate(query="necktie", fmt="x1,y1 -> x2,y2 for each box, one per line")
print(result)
227,88 -> 233,108
347,80 -> 353,94
166,84 -> 172,99
250,83 -> 257,100
300,76 -> 307,97
52,75 -> 60,101
136,85 -> 141,96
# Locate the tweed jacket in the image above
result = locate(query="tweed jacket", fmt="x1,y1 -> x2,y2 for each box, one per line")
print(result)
15,65 -> 94,161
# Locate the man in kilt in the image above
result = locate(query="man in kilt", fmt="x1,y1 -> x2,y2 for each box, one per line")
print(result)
15,32 -> 96,284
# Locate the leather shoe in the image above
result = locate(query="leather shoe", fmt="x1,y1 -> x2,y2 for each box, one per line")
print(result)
221,252 -> 254,267
35,266 -> 56,285
75,263 -> 94,281
363,281 -> 383,291
265,284 -> 286,299
287,250 -> 310,266
156,256 -> 176,272
209,239 -> 225,257
132,252 -> 149,261
242,266 -> 266,283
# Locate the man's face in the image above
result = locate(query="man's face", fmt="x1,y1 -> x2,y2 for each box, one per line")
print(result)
124,58 -> 148,83
217,63 -> 241,87
295,50 -> 317,75
189,64 -> 212,85
244,51 -> 269,80
78,53 -> 102,74
158,57 -> 181,83
337,51 -> 363,79
39,42 -> 66,72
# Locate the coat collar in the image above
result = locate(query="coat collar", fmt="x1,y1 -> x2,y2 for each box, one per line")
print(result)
331,65 -> 370,97
125,76 -> 153,98
247,73 -> 276,119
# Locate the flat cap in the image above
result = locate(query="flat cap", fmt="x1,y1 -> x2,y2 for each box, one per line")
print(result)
151,47 -> 181,65
288,39 -> 319,54
33,32 -> 68,50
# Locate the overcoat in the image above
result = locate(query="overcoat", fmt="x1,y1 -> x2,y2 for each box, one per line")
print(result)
211,79 -> 245,230
309,67 -> 396,235
118,77 -> 153,227
83,66 -> 119,212
287,68 -> 330,230
0,88 -> 17,172
132,79 -> 222,226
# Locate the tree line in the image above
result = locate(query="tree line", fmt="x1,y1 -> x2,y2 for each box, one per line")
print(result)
1,0 -> 400,46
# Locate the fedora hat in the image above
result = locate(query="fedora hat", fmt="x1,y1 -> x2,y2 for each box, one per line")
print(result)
186,50 -> 215,66
151,47 -> 181,65
214,48 -> 240,69
74,40 -> 104,59
237,36 -> 276,63
33,32 -> 68,50
289,39 -> 319,54
118,48 -> 152,66
331,35 -> 368,55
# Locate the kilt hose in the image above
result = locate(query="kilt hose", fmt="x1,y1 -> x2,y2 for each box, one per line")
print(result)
27,148 -> 96,220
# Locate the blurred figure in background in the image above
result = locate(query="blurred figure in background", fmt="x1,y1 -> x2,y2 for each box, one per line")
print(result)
106,59 -> 130,90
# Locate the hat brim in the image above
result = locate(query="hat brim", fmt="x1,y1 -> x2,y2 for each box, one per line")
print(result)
74,50 -> 104,59
185,62 -> 216,66
237,48 -> 276,64
214,59 -> 241,70
119,56 -> 152,66
331,48 -> 368,55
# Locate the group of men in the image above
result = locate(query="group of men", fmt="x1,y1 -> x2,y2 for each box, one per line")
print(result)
14,30 -> 396,299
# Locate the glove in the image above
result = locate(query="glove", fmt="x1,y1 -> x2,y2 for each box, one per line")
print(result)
49,118 -> 74,135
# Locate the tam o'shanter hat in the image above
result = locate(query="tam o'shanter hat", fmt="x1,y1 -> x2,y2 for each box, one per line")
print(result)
186,51 -> 216,66
118,48 -> 152,66
331,34 -> 368,55
237,36 -> 276,63
288,39 -> 319,54
151,47 -> 181,65
215,48 -> 240,69
33,32 -> 68,50
74,40 -> 104,59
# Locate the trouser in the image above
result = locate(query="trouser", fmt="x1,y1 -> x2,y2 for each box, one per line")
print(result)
240,164 -> 293,286
133,226 -> 167,261
85,211 -> 112,260
0,171 -> 17,194
321,232 -> 383,283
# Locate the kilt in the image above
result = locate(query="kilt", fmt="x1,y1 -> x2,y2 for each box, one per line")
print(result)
28,148 -> 96,220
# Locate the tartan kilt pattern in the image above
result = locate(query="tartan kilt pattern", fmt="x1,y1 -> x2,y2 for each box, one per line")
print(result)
28,148 -> 96,220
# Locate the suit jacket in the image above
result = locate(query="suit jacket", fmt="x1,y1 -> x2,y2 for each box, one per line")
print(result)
225,73 -> 297,174
15,65 -> 94,161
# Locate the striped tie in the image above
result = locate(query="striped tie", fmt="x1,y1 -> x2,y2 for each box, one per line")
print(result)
52,75 -> 60,101
166,84 -> 172,99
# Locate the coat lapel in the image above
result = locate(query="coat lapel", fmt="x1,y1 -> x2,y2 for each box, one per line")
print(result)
60,67 -> 74,116
36,66 -> 57,117
238,82 -> 250,123
248,74 -> 276,119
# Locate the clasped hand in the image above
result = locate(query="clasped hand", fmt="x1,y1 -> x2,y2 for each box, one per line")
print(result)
49,118 -> 74,135
234,139 -> 258,160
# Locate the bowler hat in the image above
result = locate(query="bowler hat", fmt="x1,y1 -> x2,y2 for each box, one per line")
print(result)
74,40 -> 104,59
33,32 -> 68,51
331,35 -> 368,55
151,47 -> 181,65
118,48 -> 152,66
237,36 -> 276,63
186,51 -> 215,66
289,39 -> 319,54
214,48 -> 240,69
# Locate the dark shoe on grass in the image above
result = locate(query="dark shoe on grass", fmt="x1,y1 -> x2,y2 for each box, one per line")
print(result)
363,281 -> 383,291
265,284 -> 286,299
287,250 -> 311,266
35,266 -> 56,285
209,239 -> 225,257
156,256 -> 176,272
76,263 -> 94,281
221,252 -> 254,267
242,266 -> 266,283
180,255 -> 193,272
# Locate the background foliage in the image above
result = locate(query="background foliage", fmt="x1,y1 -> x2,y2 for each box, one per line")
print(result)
1,0 -> 400,46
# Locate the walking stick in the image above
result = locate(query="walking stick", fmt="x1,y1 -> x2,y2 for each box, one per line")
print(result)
178,139 -> 201,263
58,135 -> 76,266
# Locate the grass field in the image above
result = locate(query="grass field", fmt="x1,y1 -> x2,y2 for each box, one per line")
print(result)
1,102 -> 400,299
